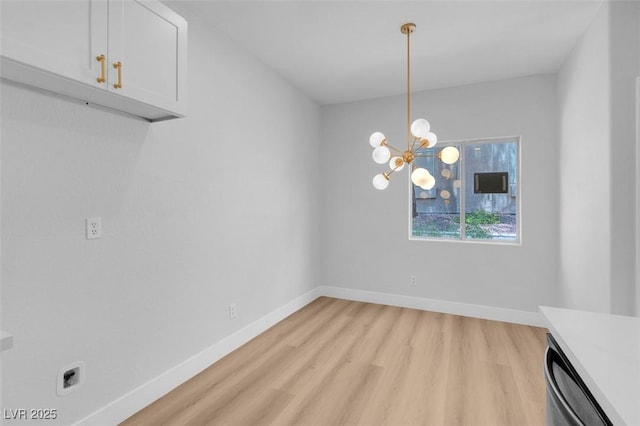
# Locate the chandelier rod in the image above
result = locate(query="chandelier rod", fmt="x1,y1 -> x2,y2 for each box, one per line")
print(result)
405,24 -> 413,151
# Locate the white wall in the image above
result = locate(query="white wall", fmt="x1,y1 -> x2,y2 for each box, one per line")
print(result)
0,6 -> 320,425
319,75 -> 558,313
609,1 -> 639,316
637,3 -> 640,316
557,4 -> 611,313
637,76 -> 640,316
557,2 -> 639,315
637,75 -> 640,316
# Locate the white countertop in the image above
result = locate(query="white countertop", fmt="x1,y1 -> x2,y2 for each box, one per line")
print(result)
540,306 -> 640,426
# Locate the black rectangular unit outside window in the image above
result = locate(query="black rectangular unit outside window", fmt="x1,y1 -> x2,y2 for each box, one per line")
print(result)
474,172 -> 509,194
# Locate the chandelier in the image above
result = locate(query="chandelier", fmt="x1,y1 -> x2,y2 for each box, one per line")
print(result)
370,23 -> 459,191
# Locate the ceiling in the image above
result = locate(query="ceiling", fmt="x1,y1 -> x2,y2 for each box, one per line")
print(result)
167,1 -> 603,105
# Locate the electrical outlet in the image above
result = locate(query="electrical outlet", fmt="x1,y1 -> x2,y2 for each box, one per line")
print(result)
410,275 -> 417,286
229,303 -> 237,319
86,217 -> 101,240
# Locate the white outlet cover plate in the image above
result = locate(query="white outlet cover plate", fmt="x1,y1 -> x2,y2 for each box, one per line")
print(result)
86,217 -> 101,239
229,304 -> 237,319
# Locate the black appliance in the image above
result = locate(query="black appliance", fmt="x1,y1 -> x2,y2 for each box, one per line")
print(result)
545,333 -> 612,426
473,172 -> 509,194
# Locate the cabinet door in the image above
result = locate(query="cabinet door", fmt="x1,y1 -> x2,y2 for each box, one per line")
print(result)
0,0 -> 108,88
108,0 -> 187,115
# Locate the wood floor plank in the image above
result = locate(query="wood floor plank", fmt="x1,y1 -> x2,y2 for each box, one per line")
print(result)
500,321 -> 547,425
121,297 -> 547,426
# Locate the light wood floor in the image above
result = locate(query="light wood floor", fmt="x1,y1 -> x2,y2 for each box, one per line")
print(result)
122,297 -> 548,426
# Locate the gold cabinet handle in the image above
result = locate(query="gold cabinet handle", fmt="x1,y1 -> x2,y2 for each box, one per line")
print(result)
113,61 -> 123,89
96,54 -> 106,83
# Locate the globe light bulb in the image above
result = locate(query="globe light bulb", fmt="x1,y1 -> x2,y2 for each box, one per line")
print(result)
441,168 -> 452,179
410,119 -> 430,139
420,173 -> 436,190
372,174 -> 389,190
389,157 -> 405,171
369,132 -> 386,148
419,191 -> 429,199
411,168 -> 430,187
440,189 -> 451,200
425,132 -> 438,148
440,146 -> 460,164
372,146 -> 391,164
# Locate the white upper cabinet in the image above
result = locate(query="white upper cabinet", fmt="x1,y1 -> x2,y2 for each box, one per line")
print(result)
0,0 -> 187,121
106,0 -> 187,115
0,0 -> 108,85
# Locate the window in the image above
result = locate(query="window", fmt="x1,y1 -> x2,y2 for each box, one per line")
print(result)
410,137 -> 520,243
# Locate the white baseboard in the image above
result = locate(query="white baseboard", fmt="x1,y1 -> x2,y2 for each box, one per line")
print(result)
318,285 -> 544,327
73,287 -> 322,426
74,285 -> 542,425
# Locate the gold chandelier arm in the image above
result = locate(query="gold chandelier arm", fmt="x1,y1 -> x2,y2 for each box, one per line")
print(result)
385,162 -> 405,179
410,136 -> 420,152
383,141 -> 405,155
411,136 -> 431,153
